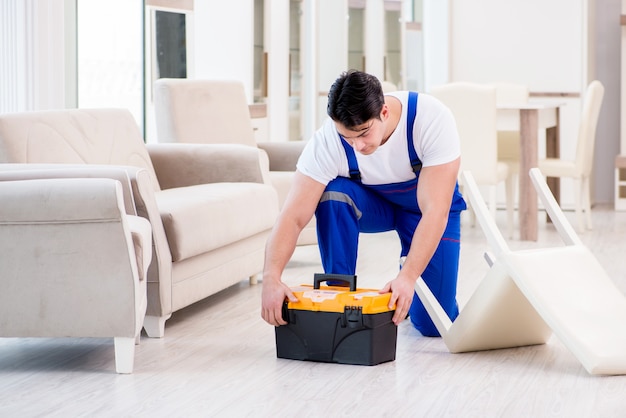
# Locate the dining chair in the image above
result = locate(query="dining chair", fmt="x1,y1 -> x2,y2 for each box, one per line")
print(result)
430,82 -> 515,238
538,80 -> 605,233
491,82 -> 530,178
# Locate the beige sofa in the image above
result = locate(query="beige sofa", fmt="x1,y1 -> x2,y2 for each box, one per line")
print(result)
0,172 -> 152,373
153,78 -> 317,245
0,108 -> 279,337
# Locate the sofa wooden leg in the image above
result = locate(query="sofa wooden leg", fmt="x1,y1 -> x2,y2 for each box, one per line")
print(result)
143,314 -> 171,338
249,273 -> 261,285
114,337 -> 136,374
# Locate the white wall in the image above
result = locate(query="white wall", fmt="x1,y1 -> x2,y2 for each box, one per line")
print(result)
450,1 -> 585,92
300,0 -> 318,141
447,0 -> 620,205
193,0 -> 290,143
422,0 -> 448,92
78,0 -> 142,123
193,0 -> 255,100
594,0 -> 622,203
364,0 -> 384,79
264,0 -> 290,142
316,0 -> 349,127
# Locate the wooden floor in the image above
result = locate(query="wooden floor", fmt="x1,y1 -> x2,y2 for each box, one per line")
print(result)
2,205 -> 626,417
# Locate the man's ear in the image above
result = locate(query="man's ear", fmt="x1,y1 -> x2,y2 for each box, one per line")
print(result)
380,104 -> 390,121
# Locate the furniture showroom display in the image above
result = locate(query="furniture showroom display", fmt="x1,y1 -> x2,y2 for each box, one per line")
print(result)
0,108 -> 279,338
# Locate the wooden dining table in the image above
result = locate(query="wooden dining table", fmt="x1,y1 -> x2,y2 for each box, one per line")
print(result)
496,101 -> 565,241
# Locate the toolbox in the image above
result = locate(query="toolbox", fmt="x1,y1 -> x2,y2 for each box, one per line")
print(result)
274,273 -> 397,366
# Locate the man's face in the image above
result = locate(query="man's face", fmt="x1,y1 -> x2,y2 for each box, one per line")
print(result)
335,117 -> 384,155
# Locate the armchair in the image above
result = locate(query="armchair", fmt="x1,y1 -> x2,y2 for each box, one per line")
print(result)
153,78 -> 317,245
0,108 -> 279,338
0,174 -> 152,373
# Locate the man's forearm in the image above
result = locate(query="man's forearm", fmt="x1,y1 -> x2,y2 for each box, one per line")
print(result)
262,217 -> 303,282
400,210 -> 449,282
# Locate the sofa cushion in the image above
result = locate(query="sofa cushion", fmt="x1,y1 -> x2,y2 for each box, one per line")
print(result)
155,182 -> 278,262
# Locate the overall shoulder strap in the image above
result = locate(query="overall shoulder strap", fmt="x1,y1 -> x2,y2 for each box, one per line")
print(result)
407,92 -> 423,174
339,135 -> 362,182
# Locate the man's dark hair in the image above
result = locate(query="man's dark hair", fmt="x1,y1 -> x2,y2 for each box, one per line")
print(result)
327,70 -> 385,129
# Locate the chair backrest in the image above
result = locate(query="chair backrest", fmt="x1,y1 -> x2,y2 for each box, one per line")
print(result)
490,82 -> 529,105
429,82 -> 498,183
153,78 -> 257,147
575,80 -> 604,176
0,108 -> 161,191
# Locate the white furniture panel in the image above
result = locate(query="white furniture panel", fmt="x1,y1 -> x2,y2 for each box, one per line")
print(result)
450,0 -> 585,93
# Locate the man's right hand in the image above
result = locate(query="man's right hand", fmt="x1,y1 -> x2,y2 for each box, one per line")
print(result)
261,280 -> 298,326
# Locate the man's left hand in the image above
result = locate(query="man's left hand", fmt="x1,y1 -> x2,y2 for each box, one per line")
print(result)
380,275 -> 415,325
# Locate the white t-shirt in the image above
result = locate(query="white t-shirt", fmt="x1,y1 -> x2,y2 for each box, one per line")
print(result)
296,91 -> 460,186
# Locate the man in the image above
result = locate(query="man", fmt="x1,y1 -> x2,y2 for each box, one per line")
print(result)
261,70 -> 466,336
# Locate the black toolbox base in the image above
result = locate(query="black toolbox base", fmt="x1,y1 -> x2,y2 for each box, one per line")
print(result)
275,309 -> 397,366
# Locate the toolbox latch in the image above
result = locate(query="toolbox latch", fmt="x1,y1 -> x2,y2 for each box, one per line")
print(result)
343,306 -> 363,329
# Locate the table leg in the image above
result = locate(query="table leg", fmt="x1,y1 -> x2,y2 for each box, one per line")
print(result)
545,107 -> 561,217
519,109 -> 539,241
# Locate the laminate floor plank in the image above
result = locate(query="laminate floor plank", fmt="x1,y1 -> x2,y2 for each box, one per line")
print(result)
1,205 -> 626,417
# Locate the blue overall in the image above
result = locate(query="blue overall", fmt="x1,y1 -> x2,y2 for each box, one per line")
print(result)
315,92 -> 467,336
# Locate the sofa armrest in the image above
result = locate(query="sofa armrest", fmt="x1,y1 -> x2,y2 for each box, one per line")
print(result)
146,143 -> 264,190
0,163 -> 139,216
256,141 -> 306,172
126,215 -> 153,282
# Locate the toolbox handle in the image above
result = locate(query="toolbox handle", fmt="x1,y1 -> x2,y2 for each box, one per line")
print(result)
313,273 -> 357,291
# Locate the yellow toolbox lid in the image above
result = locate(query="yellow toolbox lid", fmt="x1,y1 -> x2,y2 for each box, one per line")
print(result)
287,284 -> 395,314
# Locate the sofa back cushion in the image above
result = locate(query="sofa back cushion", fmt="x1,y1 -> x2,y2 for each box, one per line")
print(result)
0,108 -> 161,191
